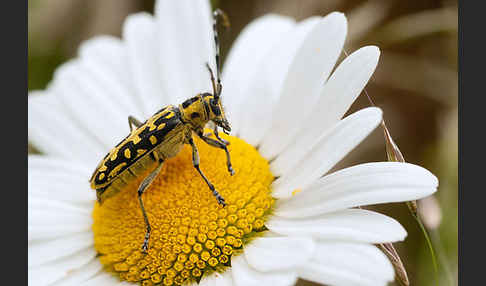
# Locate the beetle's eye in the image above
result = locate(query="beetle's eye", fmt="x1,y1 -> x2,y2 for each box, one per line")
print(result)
212,105 -> 221,116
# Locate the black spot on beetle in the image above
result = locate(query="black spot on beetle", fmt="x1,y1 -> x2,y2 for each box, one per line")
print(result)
191,112 -> 200,119
182,97 -> 198,108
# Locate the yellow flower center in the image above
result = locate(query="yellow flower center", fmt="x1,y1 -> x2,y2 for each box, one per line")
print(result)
92,133 -> 275,286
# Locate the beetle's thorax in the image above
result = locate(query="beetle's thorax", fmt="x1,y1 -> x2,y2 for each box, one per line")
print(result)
179,94 -> 211,131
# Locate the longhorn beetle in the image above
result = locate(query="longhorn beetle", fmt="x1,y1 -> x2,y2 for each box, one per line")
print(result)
89,9 -> 233,252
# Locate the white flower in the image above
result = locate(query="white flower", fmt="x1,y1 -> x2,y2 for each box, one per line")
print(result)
28,0 -> 438,286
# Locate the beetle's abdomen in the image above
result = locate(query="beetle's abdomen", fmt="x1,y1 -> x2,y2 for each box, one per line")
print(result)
95,152 -> 161,204
90,106 -> 181,190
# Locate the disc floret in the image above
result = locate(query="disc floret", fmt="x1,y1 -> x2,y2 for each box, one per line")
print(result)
93,134 -> 274,285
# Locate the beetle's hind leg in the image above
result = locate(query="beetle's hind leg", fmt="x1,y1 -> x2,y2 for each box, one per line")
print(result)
137,160 -> 164,253
128,115 -> 143,132
188,137 -> 226,206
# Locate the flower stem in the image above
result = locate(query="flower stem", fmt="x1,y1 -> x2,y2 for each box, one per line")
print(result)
413,212 -> 439,286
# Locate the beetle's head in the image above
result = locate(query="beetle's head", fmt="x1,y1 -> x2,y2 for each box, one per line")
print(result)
180,93 -> 231,134
203,93 -> 231,134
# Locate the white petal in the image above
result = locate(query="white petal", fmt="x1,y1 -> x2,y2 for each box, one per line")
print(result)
28,92 -> 105,166
28,155 -> 92,173
28,216 -> 92,242
28,248 -> 96,286
272,107 -> 382,198
259,12 -> 348,159
28,171 -> 95,205
78,36 -> 144,118
28,195 -> 91,237
231,256 -> 297,286
123,13 -> 167,117
155,0 -> 213,104
28,196 -> 92,241
273,46 -> 381,176
199,271 -> 233,286
267,209 -> 406,243
276,162 -> 439,218
298,242 -> 394,286
244,237 -> 315,272
29,196 -> 90,215
79,272 -> 123,286
51,59 -> 130,151
222,14 -> 295,135
51,259 -> 103,286
237,16 -> 320,145
28,155 -> 95,205
28,232 -> 94,267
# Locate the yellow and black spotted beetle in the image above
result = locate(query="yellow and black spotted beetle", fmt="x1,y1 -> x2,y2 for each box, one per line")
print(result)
89,9 -> 233,252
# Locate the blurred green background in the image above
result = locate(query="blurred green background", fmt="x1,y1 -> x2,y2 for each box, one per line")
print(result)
28,0 -> 458,285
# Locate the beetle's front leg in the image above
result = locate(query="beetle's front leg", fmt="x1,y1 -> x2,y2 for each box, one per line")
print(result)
188,137 -> 226,206
213,127 -> 229,146
197,131 -> 234,176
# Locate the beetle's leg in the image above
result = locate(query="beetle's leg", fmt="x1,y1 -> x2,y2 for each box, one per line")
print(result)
213,126 -> 230,146
188,137 -> 226,206
201,126 -> 228,145
197,131 -> 234,176
128,115 -> 143,132
137,160 -> 164,253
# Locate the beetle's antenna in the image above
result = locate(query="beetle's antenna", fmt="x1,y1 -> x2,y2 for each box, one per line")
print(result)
206,63 -> 217,97
212,9 -> 229,100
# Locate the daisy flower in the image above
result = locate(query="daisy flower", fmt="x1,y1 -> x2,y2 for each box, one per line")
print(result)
28,0 -> 438,286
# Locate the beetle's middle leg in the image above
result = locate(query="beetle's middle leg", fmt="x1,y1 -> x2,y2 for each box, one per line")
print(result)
137,160 -> 164,252
198,132 -> 234,176
128,115 -> 143,132
188,137 -> 226,206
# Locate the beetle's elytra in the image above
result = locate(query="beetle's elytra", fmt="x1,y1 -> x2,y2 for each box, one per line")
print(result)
89,9 -> 233,253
